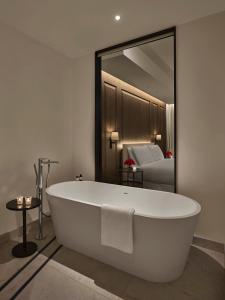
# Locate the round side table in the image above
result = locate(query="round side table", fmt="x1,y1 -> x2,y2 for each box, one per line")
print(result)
6,198 -> 41,258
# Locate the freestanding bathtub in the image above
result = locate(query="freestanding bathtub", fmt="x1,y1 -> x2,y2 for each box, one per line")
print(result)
46,181 -> 201,282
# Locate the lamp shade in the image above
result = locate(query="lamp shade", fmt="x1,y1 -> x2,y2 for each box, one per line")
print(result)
156,134 -> 162,141
111,131 -> 119,141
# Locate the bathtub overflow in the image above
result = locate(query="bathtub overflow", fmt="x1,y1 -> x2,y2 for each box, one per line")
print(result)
123,192 -> 128,195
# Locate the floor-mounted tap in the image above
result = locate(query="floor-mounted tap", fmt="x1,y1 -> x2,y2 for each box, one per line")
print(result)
34,158 -> 59,240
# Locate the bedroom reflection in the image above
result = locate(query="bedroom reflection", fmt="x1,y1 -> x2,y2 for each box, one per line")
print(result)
100,34 -> 175,192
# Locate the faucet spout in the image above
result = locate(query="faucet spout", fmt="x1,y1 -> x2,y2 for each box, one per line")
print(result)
40,159 -> 59,165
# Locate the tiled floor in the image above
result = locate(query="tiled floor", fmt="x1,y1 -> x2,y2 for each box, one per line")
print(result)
0,218 -> 224,300
0,240 -> 59,300
0,217 -> 54,288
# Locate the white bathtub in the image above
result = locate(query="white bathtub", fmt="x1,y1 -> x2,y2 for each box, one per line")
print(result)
46,181 -> 201,282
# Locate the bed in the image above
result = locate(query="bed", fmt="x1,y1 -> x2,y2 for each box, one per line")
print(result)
122,143 -> 174,192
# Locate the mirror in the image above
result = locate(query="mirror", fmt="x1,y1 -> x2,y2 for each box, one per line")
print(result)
95,28 -> 176,192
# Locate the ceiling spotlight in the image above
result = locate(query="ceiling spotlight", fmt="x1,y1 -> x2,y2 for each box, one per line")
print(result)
114,15 -> 121,21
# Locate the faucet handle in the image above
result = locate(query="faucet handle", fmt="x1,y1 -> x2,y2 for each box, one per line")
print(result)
48,160 -> 59,164
40,159 -> 59,165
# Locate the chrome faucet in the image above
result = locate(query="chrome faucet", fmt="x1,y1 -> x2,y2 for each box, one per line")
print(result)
34,158 -> 59,240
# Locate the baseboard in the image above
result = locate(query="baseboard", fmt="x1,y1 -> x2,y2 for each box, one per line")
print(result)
193,234 -> 225,254
194,233 -> 225,246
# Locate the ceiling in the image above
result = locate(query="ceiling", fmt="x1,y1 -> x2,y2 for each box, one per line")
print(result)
0,0 -> 224,58
102,37 -> 174,103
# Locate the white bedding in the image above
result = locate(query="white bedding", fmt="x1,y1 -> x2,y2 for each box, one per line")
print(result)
123,143 -> 175,190
141,158 -> 174,185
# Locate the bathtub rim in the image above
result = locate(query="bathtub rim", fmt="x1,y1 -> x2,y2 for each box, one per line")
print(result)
46,181 -> 201,220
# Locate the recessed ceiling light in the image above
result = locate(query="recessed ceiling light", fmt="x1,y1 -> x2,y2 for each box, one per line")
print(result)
114,15 -> 121,21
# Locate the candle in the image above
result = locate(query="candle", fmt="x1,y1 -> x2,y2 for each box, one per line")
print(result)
17,196 -> 24,206
25,196 -> 32,206
132,166 -> 137,172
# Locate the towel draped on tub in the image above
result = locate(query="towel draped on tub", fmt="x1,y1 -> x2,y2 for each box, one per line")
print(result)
101,204 -> 135,254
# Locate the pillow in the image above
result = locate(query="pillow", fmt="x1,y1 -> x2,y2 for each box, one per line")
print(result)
148,144 -> 164,161
131,145 -> 155,165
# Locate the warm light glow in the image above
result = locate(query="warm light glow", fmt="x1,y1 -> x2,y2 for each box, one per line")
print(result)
25,196 -> 32,206
132,166 -> 137,172
156,134 -> 162,141
114,15 -> 121,21
111,131 -> 119,141
118,141 -> 152,149
17,196 -> 23,205
102,71 -> 166,107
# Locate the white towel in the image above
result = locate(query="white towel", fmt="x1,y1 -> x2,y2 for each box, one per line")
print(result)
101,204 -> 135,254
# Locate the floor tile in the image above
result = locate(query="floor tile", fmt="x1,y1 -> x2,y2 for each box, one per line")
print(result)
16,257 -> 122,300
193,245 -> 224,268
0,218 -> 54,288
0,240 -> 59,300
1,218 -> 224,300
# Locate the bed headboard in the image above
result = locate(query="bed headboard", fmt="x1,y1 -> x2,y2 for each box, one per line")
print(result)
122,143 -> 153,166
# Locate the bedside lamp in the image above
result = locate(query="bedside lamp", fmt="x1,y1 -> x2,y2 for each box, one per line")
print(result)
155,134 -> 162,144
110,131 -> 119,148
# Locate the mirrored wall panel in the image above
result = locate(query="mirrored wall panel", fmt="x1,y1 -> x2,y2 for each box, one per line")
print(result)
96,29 -> 176,192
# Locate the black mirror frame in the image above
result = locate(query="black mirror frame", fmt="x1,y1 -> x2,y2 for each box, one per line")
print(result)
95,27 -> 176,192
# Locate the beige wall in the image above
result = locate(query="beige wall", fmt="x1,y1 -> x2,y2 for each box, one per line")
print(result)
71,54 -> 95,180
177,11 -> 225,243
71,11 -> 225,243
0,23 -> 74,235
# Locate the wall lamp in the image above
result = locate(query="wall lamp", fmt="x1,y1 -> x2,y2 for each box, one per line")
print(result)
110,131 -> 119,148
155,134 -> 162,144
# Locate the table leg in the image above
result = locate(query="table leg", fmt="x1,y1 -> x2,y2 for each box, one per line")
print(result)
22,209 -> 27,248
11,209 -> 37,258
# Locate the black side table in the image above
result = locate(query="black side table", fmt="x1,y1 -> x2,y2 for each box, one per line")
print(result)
119,168 -> 144,187
6,198 -> 41,258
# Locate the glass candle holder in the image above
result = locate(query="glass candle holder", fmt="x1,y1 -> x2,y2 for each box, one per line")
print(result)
17,196 -> 24,206
25,196 -> 32,207
132,166 -> 137,172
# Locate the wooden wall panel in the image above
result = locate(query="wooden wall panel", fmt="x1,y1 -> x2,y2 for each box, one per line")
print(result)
157,106 -> 167,154
101,71 -> 167,184
101,81 -> 119,183
121,91 -> 150,142
149,102 -> 158,141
